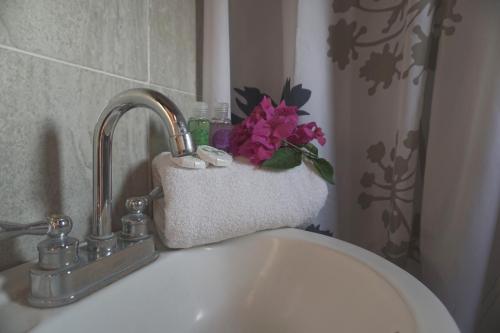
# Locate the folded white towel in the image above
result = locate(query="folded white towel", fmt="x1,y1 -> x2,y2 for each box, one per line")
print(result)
152,152 -> 328,248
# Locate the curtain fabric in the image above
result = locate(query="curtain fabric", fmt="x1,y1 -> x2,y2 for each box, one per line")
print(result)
227,0 -> 500,332
202,0 -> 231,111
419,2 -> 500,331
298,1 -> 500,332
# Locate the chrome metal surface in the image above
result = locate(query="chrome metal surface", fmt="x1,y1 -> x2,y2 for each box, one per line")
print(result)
0,219 -> 50,240
91,88 -> 194,251
121,215 -> 149,241
121,197 -> 150,241
0,214 -> 73,240
0,214 -> 80,281
124,186 -> 163,213
0,88 -> 191,308
29,237 -> 158,307
36,215 -> 79,270
37,235 -> 79,270
147,186 -> 164,201
120,186 -> 163,241
125,196 -> 148,213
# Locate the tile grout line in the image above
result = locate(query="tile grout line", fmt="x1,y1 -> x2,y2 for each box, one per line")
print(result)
0,43 -> 196,97
147,0 -> 151,84
146,0 -> 152,192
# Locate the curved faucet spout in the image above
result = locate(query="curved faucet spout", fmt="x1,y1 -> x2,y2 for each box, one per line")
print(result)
90,88 -> 194,251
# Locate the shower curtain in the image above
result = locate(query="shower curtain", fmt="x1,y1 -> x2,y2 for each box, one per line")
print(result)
320,1 -> 500,332
219,0 -> 500,331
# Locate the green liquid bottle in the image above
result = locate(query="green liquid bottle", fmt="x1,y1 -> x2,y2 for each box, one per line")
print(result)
188,102 -> 210,146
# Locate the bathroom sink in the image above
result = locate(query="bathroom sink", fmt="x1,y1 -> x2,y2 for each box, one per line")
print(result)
0,228 -> 457,333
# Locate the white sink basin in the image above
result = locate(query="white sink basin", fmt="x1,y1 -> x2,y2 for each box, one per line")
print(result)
0,228 -> 458,333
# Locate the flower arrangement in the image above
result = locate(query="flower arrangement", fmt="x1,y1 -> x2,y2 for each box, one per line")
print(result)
230,79 -> 334,184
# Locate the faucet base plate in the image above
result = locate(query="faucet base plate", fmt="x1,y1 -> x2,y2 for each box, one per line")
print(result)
28,236 -> 158,308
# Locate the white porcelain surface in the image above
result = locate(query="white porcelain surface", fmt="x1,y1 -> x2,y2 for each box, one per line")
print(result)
0,229 -> 458,333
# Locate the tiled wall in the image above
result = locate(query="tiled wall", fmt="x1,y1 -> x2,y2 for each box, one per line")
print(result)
0,0 -> 199,271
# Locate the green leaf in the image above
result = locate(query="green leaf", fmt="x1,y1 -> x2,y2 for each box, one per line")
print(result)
303,143 -> 318,157
313,158 -> 335,184
262,147 -> 302,170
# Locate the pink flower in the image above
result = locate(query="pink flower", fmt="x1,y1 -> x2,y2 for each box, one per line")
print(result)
288,122 -> 327,146
230,97 -> 298,165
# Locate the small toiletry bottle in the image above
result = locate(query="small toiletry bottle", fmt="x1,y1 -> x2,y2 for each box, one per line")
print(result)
209,102 -> 232,152
188,102 -> 210,146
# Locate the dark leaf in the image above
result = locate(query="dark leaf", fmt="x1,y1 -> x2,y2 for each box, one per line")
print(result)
280,78 -> 312,109
235,97 -> 250,115
261,147 -> 303,170
305,224 -> 333,237
234,87 -> 268,116
297,110 -> 311,116
288,84 -> 312,108
280,78 -> 291,101
231,112 -> 245,125
313,158 -> 335,184
303,143 -> 318,156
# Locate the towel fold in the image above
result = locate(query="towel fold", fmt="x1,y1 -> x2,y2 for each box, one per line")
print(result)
152,152 -> 328,248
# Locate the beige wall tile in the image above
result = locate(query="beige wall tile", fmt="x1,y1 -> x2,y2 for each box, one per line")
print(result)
150,0 -> 197,93
0,0 -> 148,80
0,0 -> 198,271
0,48 -> 150,270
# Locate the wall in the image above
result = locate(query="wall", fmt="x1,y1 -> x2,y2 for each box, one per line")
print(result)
228,0 -> 285,114
0,0 -> 199,271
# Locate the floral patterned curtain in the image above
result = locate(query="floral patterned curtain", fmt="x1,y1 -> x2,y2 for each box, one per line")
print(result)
326,0 -> 462,270
313,0 -> 500,332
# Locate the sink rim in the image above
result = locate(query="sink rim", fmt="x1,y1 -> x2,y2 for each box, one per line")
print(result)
0,228 -> 459,333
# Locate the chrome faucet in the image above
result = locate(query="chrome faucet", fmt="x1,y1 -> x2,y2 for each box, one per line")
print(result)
0,88 -> 194,307
89,88 -> 193,253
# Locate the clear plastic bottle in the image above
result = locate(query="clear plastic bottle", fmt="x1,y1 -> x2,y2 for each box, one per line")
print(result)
209,102 -> 232,152
188,102 -> 210,146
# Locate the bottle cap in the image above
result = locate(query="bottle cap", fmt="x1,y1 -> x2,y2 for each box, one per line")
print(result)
214,102 -> 229,120
197,145 -> 233,167
171,155 -> 208,169
215,102 -> 229,111
194,101 -> 208,117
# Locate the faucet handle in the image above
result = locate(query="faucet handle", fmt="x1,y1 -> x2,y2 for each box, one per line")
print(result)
124,186 -> 164,214
121,186 -> 163,241
0,214 -> 68,241
0,215 -> 79,270
146,186 -> 164,202
0,221 -> 47,240
125,196 -> 148,214
37,215 -> 79,270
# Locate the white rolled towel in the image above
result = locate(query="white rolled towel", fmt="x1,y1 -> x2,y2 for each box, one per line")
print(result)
152,152 -> 328,248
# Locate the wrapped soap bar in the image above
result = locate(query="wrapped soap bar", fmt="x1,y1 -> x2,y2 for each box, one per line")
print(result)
197,145 -> 232,167
171,155 -> 208,169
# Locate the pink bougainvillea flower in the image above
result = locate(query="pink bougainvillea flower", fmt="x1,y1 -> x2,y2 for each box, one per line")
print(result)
314,126 -> 327,145
230,97 -> 299,165
288,122 -> 327,146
